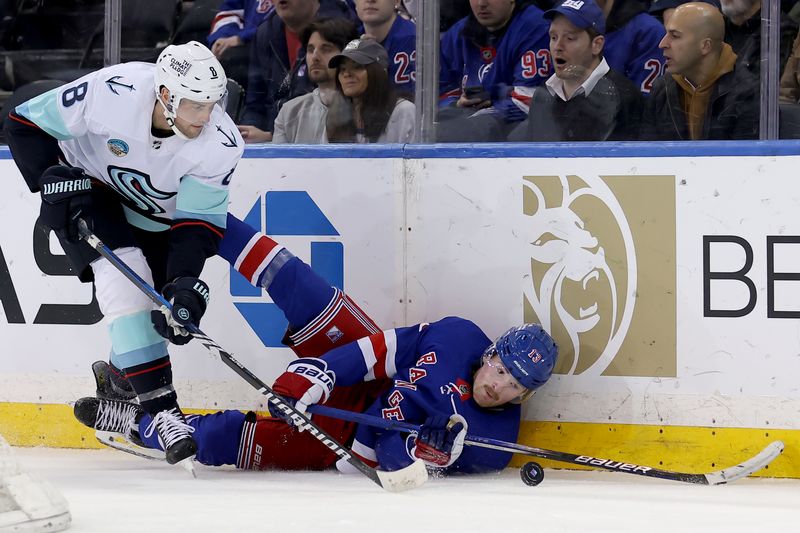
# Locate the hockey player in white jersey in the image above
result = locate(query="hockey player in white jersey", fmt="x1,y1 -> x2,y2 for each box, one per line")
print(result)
4,41 -> 245,466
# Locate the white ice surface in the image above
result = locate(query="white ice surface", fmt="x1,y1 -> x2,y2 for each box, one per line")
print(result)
10,447 -> 800,533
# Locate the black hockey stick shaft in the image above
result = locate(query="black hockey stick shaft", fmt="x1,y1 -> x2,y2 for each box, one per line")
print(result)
76,220 -> 401,491
309,404 -> 783,485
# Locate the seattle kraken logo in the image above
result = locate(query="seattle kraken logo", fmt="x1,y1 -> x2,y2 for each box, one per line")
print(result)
107,166 -> 175,214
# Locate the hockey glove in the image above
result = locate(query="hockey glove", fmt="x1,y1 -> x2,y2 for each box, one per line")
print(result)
38,165 -> 93,243
413,413 -> 468,468
150,277 -> 210,345
269,358 -> 336,426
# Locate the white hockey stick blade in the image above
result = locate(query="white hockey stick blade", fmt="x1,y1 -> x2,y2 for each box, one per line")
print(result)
703,440 -> 784,485
0,472 -> 71,532
95,431 -> 166,462
375,459 -> 428,492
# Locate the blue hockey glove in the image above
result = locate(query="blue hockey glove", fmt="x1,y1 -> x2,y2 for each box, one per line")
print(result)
150,277 -> 209,345
38,165 -> 93,243
269,358 -> 336,426
413,413 -> 468,467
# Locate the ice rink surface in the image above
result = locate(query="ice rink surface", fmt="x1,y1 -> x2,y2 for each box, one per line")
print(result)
12,447 -> 800,533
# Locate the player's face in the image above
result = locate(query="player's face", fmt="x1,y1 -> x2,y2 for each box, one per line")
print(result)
306,32 -> 340,84
470,0 -> 515,31
659,9 -> 703,75
174,98 -> 216,138
356,0 -> 396,25
549,16 -> 603,81
338,59 -> 369,98
472,354 -> 525,408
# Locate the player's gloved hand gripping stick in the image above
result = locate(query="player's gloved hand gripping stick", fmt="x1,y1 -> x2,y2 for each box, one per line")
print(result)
76,219 -> 427,492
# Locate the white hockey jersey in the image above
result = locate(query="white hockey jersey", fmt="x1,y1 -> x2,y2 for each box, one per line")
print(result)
15,62 -> 244,232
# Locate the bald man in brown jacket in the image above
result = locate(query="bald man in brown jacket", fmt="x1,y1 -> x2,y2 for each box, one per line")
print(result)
640,2 -> 759,140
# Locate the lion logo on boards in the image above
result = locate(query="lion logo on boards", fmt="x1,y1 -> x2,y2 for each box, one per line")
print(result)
523,174 -> 676,377
107,139 -> 129,157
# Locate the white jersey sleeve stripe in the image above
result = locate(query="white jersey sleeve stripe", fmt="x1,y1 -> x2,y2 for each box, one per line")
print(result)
358,337 -> 378,381
383,329 -> 398,379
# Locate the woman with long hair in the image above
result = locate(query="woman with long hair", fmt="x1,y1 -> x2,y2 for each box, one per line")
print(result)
326,38 -> 415,143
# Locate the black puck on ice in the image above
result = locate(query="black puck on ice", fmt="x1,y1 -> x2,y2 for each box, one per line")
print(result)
520,461 -> 544,486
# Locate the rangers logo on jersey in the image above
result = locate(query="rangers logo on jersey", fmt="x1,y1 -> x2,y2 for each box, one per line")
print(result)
440,378 -> 471,401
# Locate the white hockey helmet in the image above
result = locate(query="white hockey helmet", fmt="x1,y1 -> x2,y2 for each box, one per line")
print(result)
154,41 -> 227,139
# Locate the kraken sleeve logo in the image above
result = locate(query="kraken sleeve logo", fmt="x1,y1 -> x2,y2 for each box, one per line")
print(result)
523,175 -> 637,376
107,166 -> 176,215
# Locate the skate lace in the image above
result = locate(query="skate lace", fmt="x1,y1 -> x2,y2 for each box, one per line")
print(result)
143,408 -> 195,449
96,400 -> 139,437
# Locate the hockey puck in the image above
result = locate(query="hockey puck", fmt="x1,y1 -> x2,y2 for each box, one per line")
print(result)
520,461 -> 544,486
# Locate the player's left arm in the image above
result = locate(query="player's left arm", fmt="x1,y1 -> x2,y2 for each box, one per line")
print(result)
165,169 -> 234,281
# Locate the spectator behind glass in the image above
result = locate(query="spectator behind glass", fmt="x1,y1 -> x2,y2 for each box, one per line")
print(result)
596,0 -> 666,94
273,17 -> 360,143
721,0 -> 797,78
326,38 -> 416,142
437,0 -> 552,141
650,0 -> 720,25
355,0 -> 417,96
508,0 -> 643,141
641,2 -> 758,140
396,0 -> 473,31
239,0 -> 355,143
208,0 -> 275,90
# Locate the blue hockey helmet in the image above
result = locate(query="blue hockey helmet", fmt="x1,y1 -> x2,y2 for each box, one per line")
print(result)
489,324 -> 558,391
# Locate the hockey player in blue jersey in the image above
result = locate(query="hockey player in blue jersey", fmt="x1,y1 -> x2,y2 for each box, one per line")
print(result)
355,0 -> 417,96
439,0 -> 552,125
74,213 -> 558,476
4,42 -> 245,467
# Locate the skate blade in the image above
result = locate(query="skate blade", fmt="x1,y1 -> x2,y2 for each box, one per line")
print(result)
176,456 -> 197,478
95,431 -> 166,461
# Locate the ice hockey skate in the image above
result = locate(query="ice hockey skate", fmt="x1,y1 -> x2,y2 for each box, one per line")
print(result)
73,397 -> 166,462
90,361 -> 136,402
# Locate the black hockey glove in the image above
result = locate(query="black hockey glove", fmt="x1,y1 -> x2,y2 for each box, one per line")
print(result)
38,165 -> 93,242
150,277 -> 210,345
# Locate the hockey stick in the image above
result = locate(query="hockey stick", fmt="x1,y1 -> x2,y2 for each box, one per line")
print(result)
76,220 -> 427,492
307,404 -> 784,485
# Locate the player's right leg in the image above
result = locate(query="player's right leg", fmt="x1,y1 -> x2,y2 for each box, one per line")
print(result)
220,213 -> 382,356
40,183 -> 195,466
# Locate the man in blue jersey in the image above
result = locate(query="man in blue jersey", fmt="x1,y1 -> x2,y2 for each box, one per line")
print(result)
74,214 -> 559,477
355,0 -> 416,96
438,0 -> 552,141
597,0 -> 666,93
207,0 -> 276,91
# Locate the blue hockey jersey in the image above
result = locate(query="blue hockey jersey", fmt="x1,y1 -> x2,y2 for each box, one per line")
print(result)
321,316 -> 521,474
439,4 -> 551,122
383,15 -> 417,95
207,0 -> 274,45
603,10 -> 665,94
